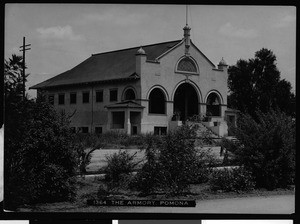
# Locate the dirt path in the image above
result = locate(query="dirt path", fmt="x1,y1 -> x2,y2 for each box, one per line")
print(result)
105,194 -> 294,214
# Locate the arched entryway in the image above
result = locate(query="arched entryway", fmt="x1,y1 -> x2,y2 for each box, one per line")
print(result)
173,83 -> 199,121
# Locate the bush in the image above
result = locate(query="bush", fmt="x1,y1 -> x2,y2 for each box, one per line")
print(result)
189,149 -> 216,184
132,125 -> 203,195
129,134 -> 163,194
209,167 -> 255,192
4,99 -> 79,210
232,110 -> 295,190
104,150 -> 137,191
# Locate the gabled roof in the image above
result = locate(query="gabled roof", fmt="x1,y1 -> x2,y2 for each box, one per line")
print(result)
105,100 -> 145,109
30,40 -> 182,89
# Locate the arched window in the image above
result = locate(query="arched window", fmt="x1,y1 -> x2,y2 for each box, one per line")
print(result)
149,88 -> 166,114
206,92 -> 221,116
177,57 -> 197,73
124,88 -> 136,100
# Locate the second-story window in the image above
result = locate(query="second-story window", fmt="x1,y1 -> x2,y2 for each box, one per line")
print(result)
96,90 -> 103,102
70,92 -> 77,104
82,91 -> 90,103
110,89 -> 118,102
58,93 -> 65,105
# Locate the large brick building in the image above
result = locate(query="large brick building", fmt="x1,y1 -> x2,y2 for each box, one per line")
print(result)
30,25 -> 234,136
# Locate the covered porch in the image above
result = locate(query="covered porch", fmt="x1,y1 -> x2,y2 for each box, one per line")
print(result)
105,100 -> 144,135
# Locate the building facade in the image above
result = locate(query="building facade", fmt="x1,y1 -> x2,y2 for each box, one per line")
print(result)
31,25 -> 232,136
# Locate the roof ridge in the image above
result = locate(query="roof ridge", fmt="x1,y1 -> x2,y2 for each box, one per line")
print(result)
91,39 -> 181,56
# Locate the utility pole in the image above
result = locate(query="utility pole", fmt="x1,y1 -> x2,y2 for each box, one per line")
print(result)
19,37 -> 31,99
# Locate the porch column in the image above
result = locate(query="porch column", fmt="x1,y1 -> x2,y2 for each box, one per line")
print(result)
107,111 -> 112,131
125,109 -> 131,135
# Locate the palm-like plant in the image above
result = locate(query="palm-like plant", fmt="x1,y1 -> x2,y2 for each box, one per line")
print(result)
4,54 -> 27,100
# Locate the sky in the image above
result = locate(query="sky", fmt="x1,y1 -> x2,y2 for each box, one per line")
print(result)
4,4 -> 296,98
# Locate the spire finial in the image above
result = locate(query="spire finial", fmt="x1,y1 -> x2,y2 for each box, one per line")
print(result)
186,4 -> 188,26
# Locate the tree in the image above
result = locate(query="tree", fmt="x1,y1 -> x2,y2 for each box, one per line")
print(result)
228,48 -> 295,118
4,54 -> 79,210
4,54 -> 28,101
230,109 -> 295,190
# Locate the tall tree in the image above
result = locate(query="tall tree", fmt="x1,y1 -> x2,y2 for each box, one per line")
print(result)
4,54 -> 79,210
4,54 -> 28,102
228,48 -> 295,117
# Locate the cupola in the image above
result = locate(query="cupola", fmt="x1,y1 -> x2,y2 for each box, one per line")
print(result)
218,57 -> 228,71
183,24 -> 191,55
136,46 -> 146,55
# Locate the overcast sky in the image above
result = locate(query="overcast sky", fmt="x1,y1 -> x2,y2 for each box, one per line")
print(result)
5,4 -> 296,98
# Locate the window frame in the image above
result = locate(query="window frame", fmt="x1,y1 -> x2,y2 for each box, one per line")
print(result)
96,90 -> 104,103
70,92 -> 77,104
82,91 -> 90,104
58,93 -> 65,105
175,56 -> 199,75
110,89 -> 118,102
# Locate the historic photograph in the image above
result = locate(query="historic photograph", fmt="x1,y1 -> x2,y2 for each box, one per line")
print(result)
4,4 -> 296,213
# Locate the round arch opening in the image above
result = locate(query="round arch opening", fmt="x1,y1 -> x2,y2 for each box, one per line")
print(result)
124,88 -> 136,100
173,83 -> 199,121
206,92 -> 221,116
149,88 -> 166,114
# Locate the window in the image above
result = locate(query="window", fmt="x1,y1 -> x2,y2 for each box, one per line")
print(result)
111,111 -> 124,129
82,91 -> 90,103
124,88 -> 136,100
206,92 -> 221,116
95,127 -> 103,134
110,89 -> 118,102
96,90 -> 103,102
149,88 -> 166,114
177,57 -> 197,73
58,93 -> 65,105
154,126 -> 167,135
48,94 -> 54,105
80,127 -> 89,133
70,92 -> 77,104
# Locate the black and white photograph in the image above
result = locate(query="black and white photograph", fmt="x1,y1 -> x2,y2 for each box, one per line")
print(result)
3,4 -> 296,213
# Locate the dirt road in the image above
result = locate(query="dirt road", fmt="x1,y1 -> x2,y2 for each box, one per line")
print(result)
106,194 -> 294,214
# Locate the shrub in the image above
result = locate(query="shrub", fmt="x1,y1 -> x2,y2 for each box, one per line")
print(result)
189,148 -> 216,184
104,150 -> 138,191
232,109 -> 295,190
4,99 -> 79,210
132,125 -> 203,195
209,167 -> 255,192
129,134 -> 163,194
97,184 -> 110,198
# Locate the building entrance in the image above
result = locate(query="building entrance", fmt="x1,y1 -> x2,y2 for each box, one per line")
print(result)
173,83 -> 199,121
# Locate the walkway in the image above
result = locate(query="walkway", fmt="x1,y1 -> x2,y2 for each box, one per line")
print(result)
107,194 -> 295,214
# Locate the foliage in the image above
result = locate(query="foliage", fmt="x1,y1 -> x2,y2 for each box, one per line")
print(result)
73,132 -> 146,174
4,54 -> 79,210
228,48 -> 295,118
132,125 -> 207,195
129,134 -> 163,194
189,148 -> 216,184
104,150 -> 138,191
209,167 -> 255,192
4,54 -> 27,101
231,109 -> 295,190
